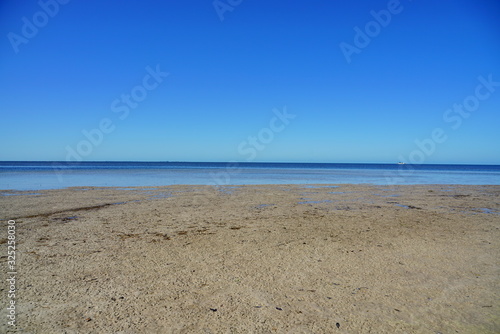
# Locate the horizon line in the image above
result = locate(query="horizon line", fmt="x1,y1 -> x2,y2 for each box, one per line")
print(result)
1,160 -> 500,166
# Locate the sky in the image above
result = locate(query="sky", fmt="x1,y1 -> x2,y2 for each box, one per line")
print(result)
1,0 -> 499,164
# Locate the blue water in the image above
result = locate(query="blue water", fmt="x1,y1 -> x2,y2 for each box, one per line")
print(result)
0,161 -> 499,190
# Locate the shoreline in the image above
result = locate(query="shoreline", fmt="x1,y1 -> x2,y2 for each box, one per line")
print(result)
1,184 -> 499,332
2,181 -> 500,192
2,183 -> 500,220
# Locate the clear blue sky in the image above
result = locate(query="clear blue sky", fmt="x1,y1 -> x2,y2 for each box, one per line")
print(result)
1,0 -> 499,163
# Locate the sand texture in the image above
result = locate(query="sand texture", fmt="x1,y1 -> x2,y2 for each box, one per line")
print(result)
1,184 -> 499,333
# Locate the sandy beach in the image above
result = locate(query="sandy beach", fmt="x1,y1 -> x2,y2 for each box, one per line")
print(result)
1,184 -> 499,333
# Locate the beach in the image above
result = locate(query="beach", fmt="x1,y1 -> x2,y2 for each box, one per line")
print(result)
1,184 -> 499,333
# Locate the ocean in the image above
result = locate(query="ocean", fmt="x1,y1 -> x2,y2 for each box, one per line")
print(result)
1,161 -> 499,190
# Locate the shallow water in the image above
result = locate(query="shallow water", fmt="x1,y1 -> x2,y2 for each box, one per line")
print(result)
1,162 -> 499,190
299,200 -> 333,205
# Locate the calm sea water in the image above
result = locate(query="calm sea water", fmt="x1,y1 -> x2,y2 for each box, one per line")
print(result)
1,161 -> 499,190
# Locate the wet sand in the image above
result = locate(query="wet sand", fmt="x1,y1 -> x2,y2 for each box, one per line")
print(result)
1,184 -> 499,333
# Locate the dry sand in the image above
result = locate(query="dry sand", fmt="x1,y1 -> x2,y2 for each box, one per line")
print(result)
1,184 -> 499,333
